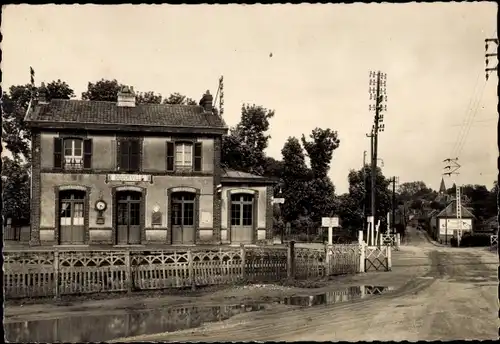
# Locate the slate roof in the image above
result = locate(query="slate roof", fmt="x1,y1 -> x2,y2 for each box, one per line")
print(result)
25,99 -> 227,131
436,199 -> 475,219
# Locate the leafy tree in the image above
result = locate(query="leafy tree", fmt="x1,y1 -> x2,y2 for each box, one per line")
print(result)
221,129 -> 251,172
398,181 -> 436,203
1,156 -> 30,226
281,137 -> 311,223
221,104 -> 275,176
136,91 -> 162,104
301,128 -> 340,178
461,184 -> 496,221
163,92 -> 197,105
82,79 -> 122,101
45,79 -> 75,101
2,80 -> 75,161
300,128 -> 340,222
339,165 -> 392,233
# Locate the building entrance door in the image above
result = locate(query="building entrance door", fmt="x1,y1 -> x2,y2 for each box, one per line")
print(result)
116,191 -> 142,245
230,194 -> 254,244
59,190 -> 86,244
171,192 -> 196,245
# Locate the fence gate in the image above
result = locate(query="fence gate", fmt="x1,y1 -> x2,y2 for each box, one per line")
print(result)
364,245 -> 391,272
491,235 -> 498,251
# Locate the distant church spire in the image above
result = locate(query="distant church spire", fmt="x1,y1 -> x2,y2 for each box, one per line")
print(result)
439,177 -> 446,194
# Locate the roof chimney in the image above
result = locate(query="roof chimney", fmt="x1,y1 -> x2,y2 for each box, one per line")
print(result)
37,82 -> 49,104
117,85 -> 136,107
199,90 -> 213,112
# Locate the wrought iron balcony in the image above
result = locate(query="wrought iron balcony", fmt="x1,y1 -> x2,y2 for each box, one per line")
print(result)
64,157 -> 84,170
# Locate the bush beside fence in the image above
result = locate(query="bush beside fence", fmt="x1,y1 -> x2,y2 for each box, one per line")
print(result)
3,243 -> 369,300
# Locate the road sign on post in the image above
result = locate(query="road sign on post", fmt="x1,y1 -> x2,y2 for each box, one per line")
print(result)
322,216 -> 340,247
272,197 -> 285,204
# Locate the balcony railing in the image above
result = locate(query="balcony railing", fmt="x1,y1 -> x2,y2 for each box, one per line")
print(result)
64,157 -> 84,170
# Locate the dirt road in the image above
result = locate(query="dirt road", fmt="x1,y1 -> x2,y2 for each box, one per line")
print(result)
119,227 -> 499,341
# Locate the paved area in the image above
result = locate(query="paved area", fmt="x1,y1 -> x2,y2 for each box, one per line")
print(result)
115,227 -> 499,342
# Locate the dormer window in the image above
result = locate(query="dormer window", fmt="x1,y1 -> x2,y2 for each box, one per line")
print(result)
64,139 -> 83,169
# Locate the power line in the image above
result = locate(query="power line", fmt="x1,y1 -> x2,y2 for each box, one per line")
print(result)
455,80 -> 488,158
449,71 -> 481,158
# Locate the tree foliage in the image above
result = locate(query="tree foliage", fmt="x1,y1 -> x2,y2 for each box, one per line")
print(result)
162,92 -> 197,105
338,165 -> 392,233
398,181 -> 436,204
136,91 -> 162,104
301,128 -> 340,178
221,104 -> 275,176
280,137 -> 311,223
2,80 -> 75,161
82,79 -> 121,101
1,156 -> 30,225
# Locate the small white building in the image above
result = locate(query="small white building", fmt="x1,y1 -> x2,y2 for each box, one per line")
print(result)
435,199 -> 475,244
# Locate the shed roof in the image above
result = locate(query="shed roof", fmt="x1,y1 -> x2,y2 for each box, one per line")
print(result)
221,168 -> 277,185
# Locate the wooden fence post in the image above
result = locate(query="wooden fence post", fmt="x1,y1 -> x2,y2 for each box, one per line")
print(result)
359,241 -> 365,273
287,241 -> 295,280
188,249 -> 195,291
386,245 -> 392,271
125,250 -> 132,293
240,243 -> 246,280
53,251 -> 60,299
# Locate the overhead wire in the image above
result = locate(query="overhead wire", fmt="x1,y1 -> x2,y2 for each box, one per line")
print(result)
449,28 -> 497,159
449,71 -> 481,158
454,79 -> 489,158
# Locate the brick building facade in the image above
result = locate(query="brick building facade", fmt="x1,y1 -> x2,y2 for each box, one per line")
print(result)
25,86 -> 275,247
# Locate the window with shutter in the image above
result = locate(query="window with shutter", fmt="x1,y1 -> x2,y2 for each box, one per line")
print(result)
194,142 -> 203,172
83,139 -> 93,169
53,138 -> 63,169
118,139 -> 141,172
119,140 -> 130,171
166,141 -> 175,171
129,140 -> 140,171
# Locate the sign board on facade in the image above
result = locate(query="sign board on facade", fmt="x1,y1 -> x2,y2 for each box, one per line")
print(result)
107,174 -> 152,183
439,218 -> 472,235
322,217 -> 339,228
201,212 -> 212,225
272,198 -> 285,204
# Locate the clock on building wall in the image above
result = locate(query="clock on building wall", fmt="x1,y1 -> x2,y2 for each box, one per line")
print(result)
95,200 -> 107,212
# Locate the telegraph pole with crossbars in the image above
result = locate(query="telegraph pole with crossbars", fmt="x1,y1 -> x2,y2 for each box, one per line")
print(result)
485,38 -> 498,81
443,158 -> 462,246
366,71 -> 387,245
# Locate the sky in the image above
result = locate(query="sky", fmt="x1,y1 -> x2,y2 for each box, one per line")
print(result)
2,3 -> 498,194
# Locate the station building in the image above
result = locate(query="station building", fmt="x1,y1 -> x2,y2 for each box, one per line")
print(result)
25,85 -> 275,247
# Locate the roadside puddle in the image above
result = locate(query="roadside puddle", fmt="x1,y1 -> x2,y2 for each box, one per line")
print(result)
4,285 -> 393,342
281,285 -> 394,307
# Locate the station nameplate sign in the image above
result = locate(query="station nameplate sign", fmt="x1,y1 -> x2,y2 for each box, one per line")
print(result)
107,174 -> 152,183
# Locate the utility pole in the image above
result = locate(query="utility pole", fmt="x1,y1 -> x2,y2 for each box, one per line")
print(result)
485,38 -> 498,81
214,75 -> 224,116
363,150 -> 367,231
443,158 -> 461,245
368,70 -> 388,238
390,177 -> 398,235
